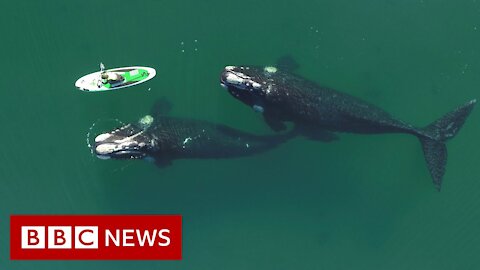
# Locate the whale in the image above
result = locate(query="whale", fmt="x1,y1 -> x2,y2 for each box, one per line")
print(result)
94,98 -> 294,166
220,64 -> 476,190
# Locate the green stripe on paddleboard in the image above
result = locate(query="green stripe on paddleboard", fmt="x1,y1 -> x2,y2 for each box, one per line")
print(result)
123,69 -> 149,82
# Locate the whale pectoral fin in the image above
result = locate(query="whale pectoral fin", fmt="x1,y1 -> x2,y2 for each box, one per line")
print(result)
154,157 -> 172,168
276,55 -> 300,72
299,126 -> 339,142
151,97 -> 173,117
264,113 -> 287,132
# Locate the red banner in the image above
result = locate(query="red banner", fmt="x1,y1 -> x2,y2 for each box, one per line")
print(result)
10,215 -> 182,260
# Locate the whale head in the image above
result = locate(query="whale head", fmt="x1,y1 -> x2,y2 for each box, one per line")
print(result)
220,66 -> 278,109
94,116 -> 157,160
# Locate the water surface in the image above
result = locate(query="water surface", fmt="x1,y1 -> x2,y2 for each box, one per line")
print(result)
1,1 -> 480,269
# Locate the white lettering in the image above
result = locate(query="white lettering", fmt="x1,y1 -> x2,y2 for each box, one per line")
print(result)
122,229 -> 135,247
105,229 -> 120,247
158,229 -> 170,247
48,226 -> 72,249
75,226 -> 98,249
21,226 -> 45,249
136,229 -> 157,247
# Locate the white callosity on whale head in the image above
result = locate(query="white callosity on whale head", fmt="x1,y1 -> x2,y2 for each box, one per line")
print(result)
113,130 -> 144,144
95,143 -> 117,155
252,82 -> 261,89
95,133 -> 112,143
222,67 -> 266,91
93,121 -> 156,160
225,73 -> 246,85
95,138 -> 139,154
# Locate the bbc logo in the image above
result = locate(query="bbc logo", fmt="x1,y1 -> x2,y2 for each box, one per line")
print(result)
11,215 -> 182,260
21,226 -> 98,249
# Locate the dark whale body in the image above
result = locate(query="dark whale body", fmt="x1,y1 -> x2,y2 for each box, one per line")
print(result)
94,99 -> 293,166
220,65 -> 476,190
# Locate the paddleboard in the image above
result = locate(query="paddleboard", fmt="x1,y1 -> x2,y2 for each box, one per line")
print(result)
75,66 -> 156,92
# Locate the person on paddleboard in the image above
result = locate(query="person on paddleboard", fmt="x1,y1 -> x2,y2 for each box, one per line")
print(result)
101,72 -> 124,85
98,63 -> 124,86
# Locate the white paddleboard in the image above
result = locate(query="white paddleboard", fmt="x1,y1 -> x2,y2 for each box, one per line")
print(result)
75,66 -> 156,92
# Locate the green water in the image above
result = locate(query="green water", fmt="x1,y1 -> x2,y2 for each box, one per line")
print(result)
1,0 -> 480,269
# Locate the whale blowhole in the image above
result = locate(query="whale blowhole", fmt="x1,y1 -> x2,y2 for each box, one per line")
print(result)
138,115 -> 154,129
264,66 -> 277,73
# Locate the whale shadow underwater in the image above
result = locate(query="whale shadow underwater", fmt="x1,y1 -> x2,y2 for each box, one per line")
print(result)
94,98 -> 296,167
220,61 -> 477,191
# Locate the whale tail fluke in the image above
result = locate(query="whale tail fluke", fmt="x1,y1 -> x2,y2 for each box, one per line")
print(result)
419,138 -> 447,191
418,99 -> 477,191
